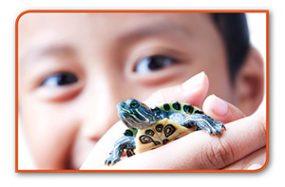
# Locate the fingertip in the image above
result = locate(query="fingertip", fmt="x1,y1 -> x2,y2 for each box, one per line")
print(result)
146,72 -> 209,107
247,163 -> 263,170
181,72 -> 209,106
203,95 -> 246,123
203,95 -> 228,118
181,71 -> 208,92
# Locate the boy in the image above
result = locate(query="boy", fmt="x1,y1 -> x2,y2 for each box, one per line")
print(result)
18,12 -> 265,170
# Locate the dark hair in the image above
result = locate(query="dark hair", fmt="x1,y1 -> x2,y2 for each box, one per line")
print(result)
210,13 -> 250,82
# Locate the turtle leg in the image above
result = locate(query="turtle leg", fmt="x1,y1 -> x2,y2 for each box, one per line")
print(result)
105,136 -> 136,166
181,114 -> 225,135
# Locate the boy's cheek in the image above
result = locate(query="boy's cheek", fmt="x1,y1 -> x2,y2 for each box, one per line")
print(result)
21,101 -> 82,169
208,73 -> 233,101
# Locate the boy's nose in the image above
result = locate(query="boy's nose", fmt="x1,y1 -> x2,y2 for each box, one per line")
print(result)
78,65 -> 129,142
81,94 -> 119,141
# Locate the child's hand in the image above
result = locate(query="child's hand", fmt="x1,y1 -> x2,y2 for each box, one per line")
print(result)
202,94 -> 266,170
80,72 -> 266,170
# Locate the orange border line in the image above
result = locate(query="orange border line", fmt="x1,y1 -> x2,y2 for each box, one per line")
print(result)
15,9 -> 270,173
15,13 -> 19,173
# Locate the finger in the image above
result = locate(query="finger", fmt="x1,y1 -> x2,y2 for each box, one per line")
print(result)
203,95 -> 246,123
146,71 -> 209,108
222,97 -> 267,170
253,95 -> 266,129
80,72 -> 209,169
223,147 -> 266,170
108,111 -> 266,170
81,120 -> 126,169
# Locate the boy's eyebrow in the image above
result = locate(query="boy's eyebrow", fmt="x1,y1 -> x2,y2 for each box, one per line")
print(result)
20,44 -> 76,64
19,19 -> 192,64
118,21 -> 192,42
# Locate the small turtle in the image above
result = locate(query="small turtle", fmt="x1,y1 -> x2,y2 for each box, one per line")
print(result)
105,98 -> 225,165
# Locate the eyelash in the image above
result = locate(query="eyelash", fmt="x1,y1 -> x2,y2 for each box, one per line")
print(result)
134,54 -> 179,74
32,70 -> 83,102
40,72 -> 79,87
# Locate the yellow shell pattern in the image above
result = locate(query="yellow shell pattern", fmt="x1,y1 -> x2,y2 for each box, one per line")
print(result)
134,118 -> 196,154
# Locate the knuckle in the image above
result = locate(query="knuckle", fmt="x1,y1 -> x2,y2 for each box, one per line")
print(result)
201,138 -> 235,169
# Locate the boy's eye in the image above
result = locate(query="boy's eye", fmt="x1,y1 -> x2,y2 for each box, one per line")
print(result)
40,72 -> 78,87
134,55 -> 177,74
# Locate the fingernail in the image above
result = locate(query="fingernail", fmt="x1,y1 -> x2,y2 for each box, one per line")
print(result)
182,72 -> 206,91
247,163 -> 262,170
210,95 -> 228,116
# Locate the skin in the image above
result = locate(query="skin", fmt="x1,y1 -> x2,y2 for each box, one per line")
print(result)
81,73 -> 266,169
18,13 -> 264,169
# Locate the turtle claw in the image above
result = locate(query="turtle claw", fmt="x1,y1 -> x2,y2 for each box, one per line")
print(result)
105,160 -> 114,166
105,136 -> 136,166
208,121 -> 225,135
183,114 -> 226,135
207,120 -> 225,135
105,160 -> 111,166
105,155 -> 120,166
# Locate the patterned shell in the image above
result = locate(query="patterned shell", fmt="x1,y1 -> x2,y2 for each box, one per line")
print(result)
159,102 -> 203,115
135,119 -> 196,153
134,102 -> 201,153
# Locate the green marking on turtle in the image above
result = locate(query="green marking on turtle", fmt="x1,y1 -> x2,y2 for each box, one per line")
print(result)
172,102 -> 181,110
124,128 -> 138,136
105,98 -> 225,166
163,104 -> 171,111
183,105 -> 193,113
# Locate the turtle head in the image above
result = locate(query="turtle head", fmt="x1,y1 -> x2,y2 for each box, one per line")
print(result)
117,98 -> 157,129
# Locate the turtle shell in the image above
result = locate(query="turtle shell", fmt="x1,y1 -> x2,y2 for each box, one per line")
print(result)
134,118 -> 196,154
159,102 -> 203,115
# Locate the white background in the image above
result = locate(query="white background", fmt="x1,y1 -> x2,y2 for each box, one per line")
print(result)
0,0 -> 283,187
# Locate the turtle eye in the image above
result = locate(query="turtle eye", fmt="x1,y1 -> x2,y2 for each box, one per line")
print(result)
130,101 -> 140,108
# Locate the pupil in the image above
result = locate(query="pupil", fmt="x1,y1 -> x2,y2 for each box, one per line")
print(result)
57,73 -> 77,85
147,56 -> 172,71
42,72 -> 78,87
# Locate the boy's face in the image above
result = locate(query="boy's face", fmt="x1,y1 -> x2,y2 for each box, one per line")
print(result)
19,13 -> 237,169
